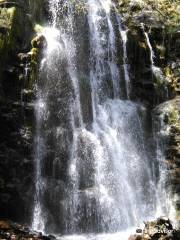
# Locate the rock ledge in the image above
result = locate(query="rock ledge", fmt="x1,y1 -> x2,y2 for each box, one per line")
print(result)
0,220 -> 56,240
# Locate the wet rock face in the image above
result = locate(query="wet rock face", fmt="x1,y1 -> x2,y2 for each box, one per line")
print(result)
126,26 -> 155,105
126,23 -> 179,105
153,97 -> 180,225
0,0 -> 46,224
118,0 -> 180,104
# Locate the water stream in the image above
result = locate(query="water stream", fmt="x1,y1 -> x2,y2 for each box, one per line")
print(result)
142,24 -> 169,100
32,0 -> 174,238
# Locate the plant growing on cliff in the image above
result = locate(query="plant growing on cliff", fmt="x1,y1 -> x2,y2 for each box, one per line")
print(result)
117,0 -> 180,28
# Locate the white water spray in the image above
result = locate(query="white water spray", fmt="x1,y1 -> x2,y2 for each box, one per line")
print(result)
32,1 -> 175,238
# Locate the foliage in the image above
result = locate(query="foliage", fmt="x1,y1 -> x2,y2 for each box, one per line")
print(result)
117,0 -> 180,27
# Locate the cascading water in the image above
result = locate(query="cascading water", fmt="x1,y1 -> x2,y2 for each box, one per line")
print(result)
142,24 -> 169,100
115,13 -> 131,99
152,106 -> 177,224
32,0 -> 174,238
142,22 -> 176,225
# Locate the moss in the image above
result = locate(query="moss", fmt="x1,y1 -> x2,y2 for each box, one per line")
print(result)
29,47 -> 39,88
74,0 -> 87,14
176,210 -> 180,227
0,35 -> 6,54
0,6 -> 27,78
166,25 -> 180,35
31,35 -> 46,48
117,0 -> 180,29
139,41 -> 147,49
164,66 -> 179,94
0,2 -> 38,89
156,44 -> 166,60
0,1 -> 47,87
161,99 -> 180,127
29,34 -> 46,89
31,47 -> 39,61
168,107 -> 179,125
0,7 -> 12,58
7,7 -> 23,53
34,24 -> 44,34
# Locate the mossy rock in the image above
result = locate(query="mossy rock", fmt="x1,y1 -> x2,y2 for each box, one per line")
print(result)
31,34 -> 46,49
28,34 -> 47,89
0,6 -> 33,76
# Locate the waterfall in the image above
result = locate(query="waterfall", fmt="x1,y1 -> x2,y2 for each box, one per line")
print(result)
121,29 -> 131,99
142,24 -> 176,225
142,24 -> 169,100
32,0 -> 173,238
115,13 -> 131,99
152,107 -> 177,225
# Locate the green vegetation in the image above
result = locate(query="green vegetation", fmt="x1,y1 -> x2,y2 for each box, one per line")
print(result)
117,0 -> 180,28
0,7 -> 20,77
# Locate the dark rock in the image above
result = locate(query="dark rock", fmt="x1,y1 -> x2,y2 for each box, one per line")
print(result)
175,39 -> 180,56
128,235 -> 142,240
18,53 -> 31,63
0,219 -> 55,239
0,26 -> 8,34
0,0 -> 45,225
0,220 -> 56,240
48,235 -> 56,240
0,2 -> 21,8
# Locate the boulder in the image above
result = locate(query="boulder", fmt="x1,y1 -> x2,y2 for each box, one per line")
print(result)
31,35 -> 47,49
0,220 -> 56,239
129,218 -> 179,240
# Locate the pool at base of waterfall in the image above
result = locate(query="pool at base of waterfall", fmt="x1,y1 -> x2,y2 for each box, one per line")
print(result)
55,228 -> 136,240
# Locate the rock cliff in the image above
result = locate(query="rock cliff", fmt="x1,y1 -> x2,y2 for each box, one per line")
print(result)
0,0 -> 46,223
